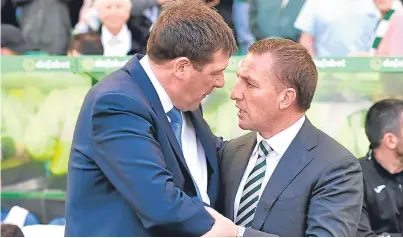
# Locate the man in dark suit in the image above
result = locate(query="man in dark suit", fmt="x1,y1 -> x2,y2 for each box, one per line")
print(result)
65,0 -> 241,236
216,39 -> 364,237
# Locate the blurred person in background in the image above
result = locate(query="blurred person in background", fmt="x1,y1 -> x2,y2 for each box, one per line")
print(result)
214,0 -> 237,44
94,0 -> 150,56
1,0 -> 19,27
357,99 -> 403,237
1,24 -> 30,55
294,0 -> 380,57
295,0 -> 402,57
249,0 -> 305,43
67,32 -> 104,56
372,0 -> 403,56
232,0 -> 255,55
10,0 -> 72,54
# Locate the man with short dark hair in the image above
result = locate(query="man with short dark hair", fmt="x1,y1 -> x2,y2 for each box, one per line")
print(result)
215,38 -> 364,236
357,99 -> 403,237
65,0 -> 240,236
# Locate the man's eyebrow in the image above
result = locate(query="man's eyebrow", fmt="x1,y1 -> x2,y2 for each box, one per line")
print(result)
213,66 -> 227,73
247,78 -> 258,85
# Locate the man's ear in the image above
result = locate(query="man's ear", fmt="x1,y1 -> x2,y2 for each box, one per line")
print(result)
279,88 -> 297,110
173,57 -> 191,78
383,132 -> 398,150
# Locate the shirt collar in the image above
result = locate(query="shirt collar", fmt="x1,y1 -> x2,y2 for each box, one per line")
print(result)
101,24 -> 130,44
139,55 -> 174,113
254,115 -> 306,157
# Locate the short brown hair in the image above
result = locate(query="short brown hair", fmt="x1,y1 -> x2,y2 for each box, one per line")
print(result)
146,0 -> 237,69
68,32 -> 103,55
248,39 -> 318,111
1,224 -> 24,237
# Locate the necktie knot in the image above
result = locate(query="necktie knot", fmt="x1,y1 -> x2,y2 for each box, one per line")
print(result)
258,140 -> 271,158
167,107 -> 183,124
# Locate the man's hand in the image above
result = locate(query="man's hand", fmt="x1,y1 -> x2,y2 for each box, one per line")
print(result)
202,207 -> 239,237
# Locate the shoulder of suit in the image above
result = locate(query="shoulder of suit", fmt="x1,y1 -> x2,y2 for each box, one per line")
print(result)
313,127 -> 358,164
92,68 -> 136,93
87,69 -> 147,105
225,132 -> 255,150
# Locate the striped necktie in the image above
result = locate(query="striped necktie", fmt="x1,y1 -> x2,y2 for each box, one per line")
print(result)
235,140 -> 271,227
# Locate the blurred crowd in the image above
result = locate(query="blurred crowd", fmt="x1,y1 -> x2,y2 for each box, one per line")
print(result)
1,0 -> 403,57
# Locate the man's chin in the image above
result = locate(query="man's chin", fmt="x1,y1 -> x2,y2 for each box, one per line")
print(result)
178,104 -> 200,112
238,120 -> 250,131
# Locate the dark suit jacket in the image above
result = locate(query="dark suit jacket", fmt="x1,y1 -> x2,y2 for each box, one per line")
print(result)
219,119 -> 363,237
65,54 -> 222,236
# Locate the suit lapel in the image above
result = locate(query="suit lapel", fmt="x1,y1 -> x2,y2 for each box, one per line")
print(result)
226,133 -> 257,220
252,119 -> 317,230
124,54 -> 191,174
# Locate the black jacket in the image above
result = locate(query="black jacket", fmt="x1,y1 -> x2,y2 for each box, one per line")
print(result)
357,152 -> 403,237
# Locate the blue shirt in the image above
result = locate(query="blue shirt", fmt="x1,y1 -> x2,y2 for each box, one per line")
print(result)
294,0 -> 380,56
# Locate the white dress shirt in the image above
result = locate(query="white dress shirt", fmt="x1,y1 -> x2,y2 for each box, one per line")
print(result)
139,56 -> 210,205
101,24 -> 132,56
233,116 -> 306,219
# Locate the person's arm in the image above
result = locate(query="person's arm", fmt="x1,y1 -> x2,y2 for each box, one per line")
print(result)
91,92 -> 214,236
305,157 -> 364,236
299,33 -> 316,56
294,0 -> 316,56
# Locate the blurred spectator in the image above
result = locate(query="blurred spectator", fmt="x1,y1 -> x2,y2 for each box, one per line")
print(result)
73,0 -> 172,34
294,0 -> 380,57
1,0 -> 19,27
357,99 -> 403,237
69,0 -> 84,27
0,224 -> 24,237
233,0 -> 255,55
67,32 -> 104,56
12,0 -> 72,55
73,0 -> 101,34
1,24 -> 30,55
215,0 -> 237,43
94,0 -> 149,56
249,0 -> 305,42
373,0 -> 403,56
130,0 -> 173,17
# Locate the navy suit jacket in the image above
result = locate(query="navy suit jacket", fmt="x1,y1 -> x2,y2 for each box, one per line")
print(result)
65,54 -> 222,237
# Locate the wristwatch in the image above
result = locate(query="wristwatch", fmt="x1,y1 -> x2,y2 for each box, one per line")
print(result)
236,226 -> 246,237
